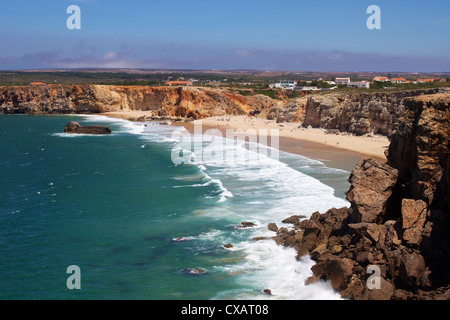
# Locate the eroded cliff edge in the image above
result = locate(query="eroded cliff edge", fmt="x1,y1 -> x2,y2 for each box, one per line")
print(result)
268,88 -> 449,135
270,93 -> 450,300
2,85 -> 448,138
0,85 -> 254,118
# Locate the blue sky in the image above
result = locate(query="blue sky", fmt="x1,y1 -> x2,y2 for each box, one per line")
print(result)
0,0 -> 449,71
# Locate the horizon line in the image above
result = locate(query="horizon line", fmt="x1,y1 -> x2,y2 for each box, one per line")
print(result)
1,68 -> 449,74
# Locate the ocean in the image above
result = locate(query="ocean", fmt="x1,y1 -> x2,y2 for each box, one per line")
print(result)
0,114 -> 350,300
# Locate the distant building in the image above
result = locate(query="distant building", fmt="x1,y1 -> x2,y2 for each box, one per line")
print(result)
165,81 -> 192,86
391,78 -> 407,84
269,80 -> 297,90
30,82 -> 47,86
373,77 -> 390,82
347,81 -> 370,89
335,78 -> 351,85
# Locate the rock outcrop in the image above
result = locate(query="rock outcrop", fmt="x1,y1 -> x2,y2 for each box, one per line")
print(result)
271,93 -> 450,300
64,121 -> 112,135
3,85 -> 448,139
0,85 -> 253,118
266,98 -> 307,123
265,88 -> 449,136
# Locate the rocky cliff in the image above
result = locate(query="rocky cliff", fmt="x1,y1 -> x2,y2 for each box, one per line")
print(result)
0,85 -> 253,119
3,85 -> 448,138
270,93 -> 450,300
266,88 -> 449,136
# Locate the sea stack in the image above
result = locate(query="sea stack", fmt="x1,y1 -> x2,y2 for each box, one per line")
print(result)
64,121 -> 112,135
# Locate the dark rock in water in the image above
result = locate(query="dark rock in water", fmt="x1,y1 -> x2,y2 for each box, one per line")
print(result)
181,268 -> 207,275
223,244 -> 233,248
262,289 -> 272,295
253,237 -> 268,242
268,223 -> 278,232
64,121 -> 111,135
172,237 -> 191,242
304,276 -> 319,286
235,222 -> 257,229
282,215 -> 307,225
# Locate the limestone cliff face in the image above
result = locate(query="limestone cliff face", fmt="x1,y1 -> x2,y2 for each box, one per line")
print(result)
271,93 -> 450,300
387,94 -> 450,206
0,85 -> 253,119
267,88 -> 449,136
266,97 -> 307,123
2,85 -> 448,139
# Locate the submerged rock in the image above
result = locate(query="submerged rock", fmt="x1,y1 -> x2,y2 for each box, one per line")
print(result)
64,121 -> 111,135
172,237 -> 190,242
181,268 -> 208,275
235,222 -> 257,229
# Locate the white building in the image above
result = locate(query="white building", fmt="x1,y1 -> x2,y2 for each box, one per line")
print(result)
335,78 -> 351,85
347,81 -> 370,89
391,78 -> 407,84
270,80 -> 297,90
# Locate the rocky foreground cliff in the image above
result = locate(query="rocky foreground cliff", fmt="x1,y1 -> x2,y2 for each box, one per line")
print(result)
269,93 -> 450,300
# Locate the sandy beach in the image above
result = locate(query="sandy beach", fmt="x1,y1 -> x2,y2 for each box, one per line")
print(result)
101,111 -> 389,172
198,115 -> 389,159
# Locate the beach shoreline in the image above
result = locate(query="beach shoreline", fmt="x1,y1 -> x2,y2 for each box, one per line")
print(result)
100,111 -> 388,172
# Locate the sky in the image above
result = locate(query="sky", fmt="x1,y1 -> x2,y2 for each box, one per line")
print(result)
0,0 -> 449,72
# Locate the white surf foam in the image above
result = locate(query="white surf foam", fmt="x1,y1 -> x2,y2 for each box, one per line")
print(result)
70,115 -> 348,299
189,130 -> 348,300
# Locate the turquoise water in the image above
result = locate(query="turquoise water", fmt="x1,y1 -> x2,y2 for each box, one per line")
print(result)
0,115 -> 350,300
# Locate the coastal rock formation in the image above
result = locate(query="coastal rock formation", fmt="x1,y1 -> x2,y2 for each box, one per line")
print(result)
0,85 -> 253,118
272,93 -> 450,300
2,85 -> 448,140
346,159 -> 399,223
266,98 -> 306,123
64,121 -> 111,135
302,89 -> 448,136
265,88 -> 448,136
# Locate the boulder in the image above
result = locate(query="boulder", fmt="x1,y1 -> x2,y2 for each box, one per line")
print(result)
262,289 -> 273,296
399,252 -> 426,288
267,223 -> 278,232
384,220 -> 402,246
282,215 -> 306,225
346,159 -> 399,223
401,199 -> 428,246
323,257 -> 354,291
64,121 -> 111,135
235,222 -> 257,229
340,277 -> 365,300
348,223 -> 383,244
359,277 -> 395,300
